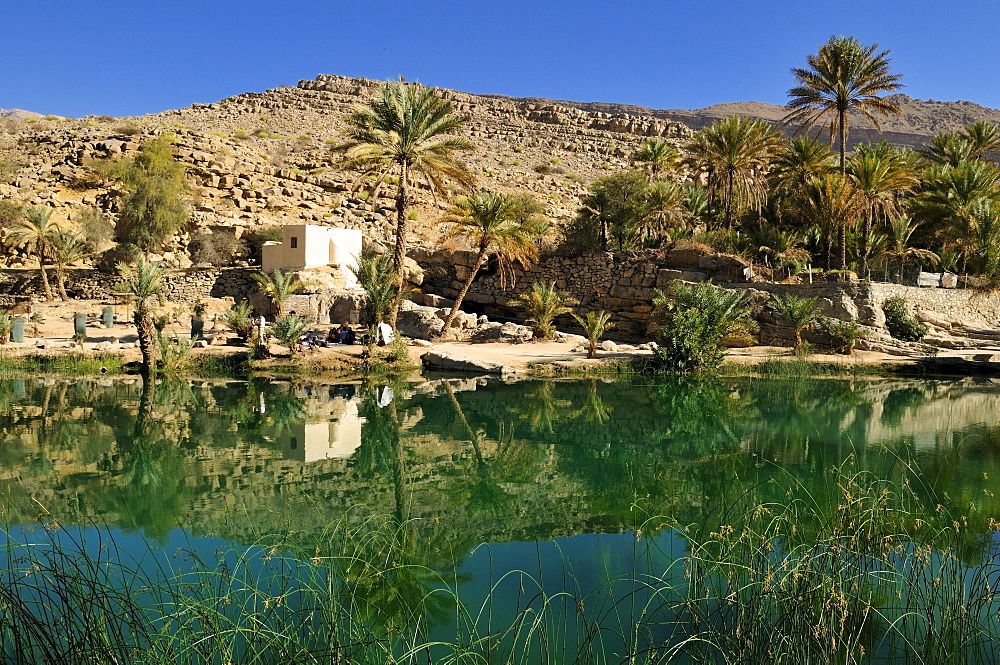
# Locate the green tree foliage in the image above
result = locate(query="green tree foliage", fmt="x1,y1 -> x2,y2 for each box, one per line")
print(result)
688,116 -> 783,228
350,247 -> 408,328
440,190 -> 546,332
511,282 -> 577,340
337,80 -> 475,324
632,138 -> 680,178
801,172 -> 863,270
106,137 -> 189,252
882,295 -> 928,341
771,293 -> 825,349
271,315 -> 309,354
49,228 -> 90,301
9,205 -> 59,301
647,281 -> 756,373
879,216 -> 939,283
571,310 -> 614,359
224,300 -> 255,340
784,35 -> 904,171
116,257 -> 165,373
0,197 -> 25,229
252,269 -> 303,317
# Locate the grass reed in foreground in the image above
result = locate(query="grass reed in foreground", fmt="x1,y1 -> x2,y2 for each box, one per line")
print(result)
1,457 -> 998,664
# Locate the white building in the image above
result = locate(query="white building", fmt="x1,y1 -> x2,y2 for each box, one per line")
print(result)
261,224 -> 362,288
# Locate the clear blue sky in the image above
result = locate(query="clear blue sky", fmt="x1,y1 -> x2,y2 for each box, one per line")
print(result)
3,0 -> 996,117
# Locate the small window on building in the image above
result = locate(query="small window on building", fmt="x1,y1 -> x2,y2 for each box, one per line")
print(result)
290,236 -> 298,249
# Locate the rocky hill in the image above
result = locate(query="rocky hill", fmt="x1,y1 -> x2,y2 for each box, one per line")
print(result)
3,75 -> 1000,270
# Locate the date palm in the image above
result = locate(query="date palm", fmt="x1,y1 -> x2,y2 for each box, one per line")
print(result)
771,293 -> 824,350
880,216 -> 939,283
784,36 -> 903,172
252,269 -> 303,317
512,282 -> 577,340
440,191 -> 546,332
801,172 -> 863,270
640,179 -> 689,244
688,116 -> 782,228
9,206 -> 58,301
338,80 -> 475,325
632,138 -> 680,178
49,229 -> 90,301
847,142 -> 918,279
769,136 -> 835,202
117,257 -> 165,374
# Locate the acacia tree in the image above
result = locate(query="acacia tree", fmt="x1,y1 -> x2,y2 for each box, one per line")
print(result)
9,206 -> 58,301
784,36 -> 904,172
440,191 -> 546,332
688,116 -> 782,228
106,137 -> 189,252
338,81 -> 475,325
117,257 -> 165,374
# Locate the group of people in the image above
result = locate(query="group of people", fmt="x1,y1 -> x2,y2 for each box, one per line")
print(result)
298,323 -> 356,349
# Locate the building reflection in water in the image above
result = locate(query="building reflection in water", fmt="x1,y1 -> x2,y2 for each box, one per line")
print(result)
275,386 -> 366,463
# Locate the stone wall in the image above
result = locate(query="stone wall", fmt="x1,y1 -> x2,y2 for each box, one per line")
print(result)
416,248 -> 1000,342
0,268 -> 258,304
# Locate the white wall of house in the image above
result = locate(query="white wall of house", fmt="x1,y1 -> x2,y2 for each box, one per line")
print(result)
261,224 -> 362,288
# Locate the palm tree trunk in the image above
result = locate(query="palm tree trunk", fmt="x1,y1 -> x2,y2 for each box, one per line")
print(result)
55,266 -> 69,301
839,224 -> 848,270
838,106 -> 848,173
725,168 -> 735,229
390,162 -> 410,329
898,257 -> 905,284
135,308 -> 158,374
37,241 -> 53,301
443,248 -> 487,332
860,211 -> 872,280
826,235 -> 833,272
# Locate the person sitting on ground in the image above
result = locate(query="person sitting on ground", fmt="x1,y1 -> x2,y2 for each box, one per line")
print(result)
327,327 -> 340,344
338,323 -> 356,345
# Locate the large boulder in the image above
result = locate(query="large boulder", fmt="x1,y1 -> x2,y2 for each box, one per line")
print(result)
397,300 -> 445,339
421,350 -> 511,375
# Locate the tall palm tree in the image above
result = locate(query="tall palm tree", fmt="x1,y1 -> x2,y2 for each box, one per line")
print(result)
49,229 -> 90,301
880,216 -> 939,283
847,142 -> 918,279
252,269 -> 303,317
784,36 -> 904,171
639,179 -> 689,244
350,247 -> 408,328
116,257 -> 165,374
338,80 -> 476,325
769,136 -> 835,201
632,138 -> 680,178
9,206 -> 59,301
801,172 -> 863,270
688,116 -> 782,228
440,191 -> 546,332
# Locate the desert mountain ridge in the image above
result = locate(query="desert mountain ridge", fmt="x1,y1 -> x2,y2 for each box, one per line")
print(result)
3,74 -> 1000,272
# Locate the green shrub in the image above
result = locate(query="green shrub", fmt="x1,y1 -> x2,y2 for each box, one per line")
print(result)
271,315 -> 309,354
225,300 -> 255,340
189,232 -> 245,265
511,282 -> 577,340
646,282 -> 756,373
823,317 -> 867,354
156,335 -> 195,372
771,293 -> 824,350
882,296 -> 927,341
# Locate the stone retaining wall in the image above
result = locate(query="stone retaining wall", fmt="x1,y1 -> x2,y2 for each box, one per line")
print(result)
416,248 -> 1000,341
0,268 -> 258,304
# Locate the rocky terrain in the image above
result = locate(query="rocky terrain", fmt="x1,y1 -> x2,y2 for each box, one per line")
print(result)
4,75 -> 1000,271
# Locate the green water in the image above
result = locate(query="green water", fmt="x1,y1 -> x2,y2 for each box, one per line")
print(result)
1,373 -> 999,662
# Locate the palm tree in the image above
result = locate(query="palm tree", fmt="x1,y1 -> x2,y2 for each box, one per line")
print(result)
880,216 -> 939,283
639,179 -> 689,244
769,136 -> 835,205
350,247 -> 409,328
921,131 -> 975,167
847,142 -> 918,279
440,191 -> 546,332
252,269 -> 303,317
511,282 -> 577,340
784,36 -> 904,171
801,172 -> 863,270
632,138 -> 680,178
116,257 -> 165,374
963,121 -> 1000,161
9,206 -> 59,301
49,229 -> 90,301
771,293 -> 824,350
338,80 -> 475,325
571,310 -> 614,359
688,116 -> 782,228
